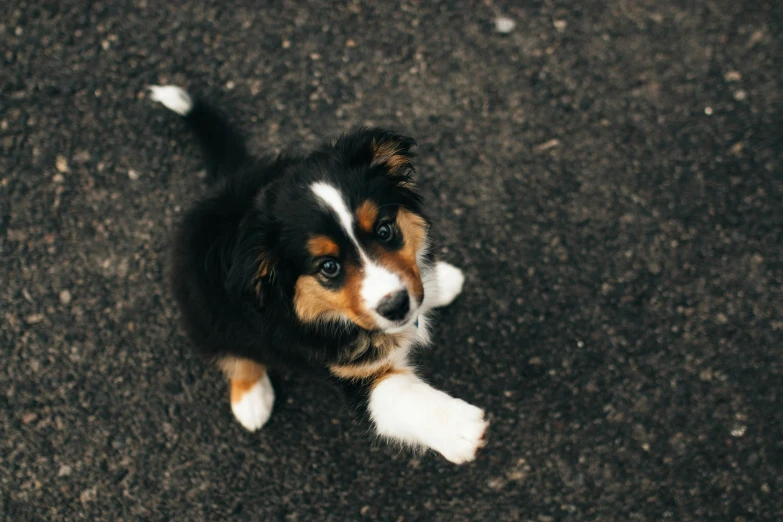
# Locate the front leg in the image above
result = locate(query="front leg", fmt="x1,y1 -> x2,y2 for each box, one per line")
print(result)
336,364 -> 488,464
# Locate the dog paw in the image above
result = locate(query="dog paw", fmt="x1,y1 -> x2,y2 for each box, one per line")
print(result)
430,398 -> 488,464
231,374 -> 275,431
434,262 -> 465,307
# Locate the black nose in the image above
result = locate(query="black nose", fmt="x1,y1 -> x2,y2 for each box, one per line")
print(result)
376,291 -> 410,321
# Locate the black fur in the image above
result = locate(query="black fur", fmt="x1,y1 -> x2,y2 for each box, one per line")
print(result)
152,90 -> 492,466
168,95 -> 429,377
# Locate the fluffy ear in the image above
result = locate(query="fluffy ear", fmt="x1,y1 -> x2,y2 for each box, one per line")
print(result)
369,133 -> 416,173
337,128 -> 417,174
224,215 -> 277,303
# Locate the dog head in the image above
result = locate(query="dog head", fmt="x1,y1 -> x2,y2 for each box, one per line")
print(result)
228,128 -> 431,334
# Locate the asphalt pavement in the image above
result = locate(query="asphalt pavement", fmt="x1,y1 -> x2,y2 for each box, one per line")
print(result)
2,1 -> 781,520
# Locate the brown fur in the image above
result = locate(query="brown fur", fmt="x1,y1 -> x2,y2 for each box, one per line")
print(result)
329,360 -> 410,384
307,235 -> 340,258
372,208 -> 427,302
293,207 -> 428,330
356,200 -> 379,234
254,254 -> 274,296
217,357 -> 268,404
371,140 -> 411,173
294,264 -> 376,329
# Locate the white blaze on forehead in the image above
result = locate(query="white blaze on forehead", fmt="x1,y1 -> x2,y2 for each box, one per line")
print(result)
310,181 -> 405,310
310,182 -> 359,246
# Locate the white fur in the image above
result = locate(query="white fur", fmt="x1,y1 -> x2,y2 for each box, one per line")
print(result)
311,182 -> 358,245
369,372 -> 488,464
310,181 -> 418,328
361,263 -> 405,310
421,262 -> 465,310
432,262 -> 465,307
148,85 -> 193,116
231,374 -> 275,431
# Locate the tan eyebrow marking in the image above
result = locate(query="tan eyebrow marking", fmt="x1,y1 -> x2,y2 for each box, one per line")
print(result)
307,235 -> 340,258
356,200 -> 379,234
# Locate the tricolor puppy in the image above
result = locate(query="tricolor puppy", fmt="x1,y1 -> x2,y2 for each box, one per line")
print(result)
149,85 -> 488,464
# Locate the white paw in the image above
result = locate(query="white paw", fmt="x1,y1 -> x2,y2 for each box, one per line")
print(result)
368,373 -> 487,464
148,85 -> 193,116
231,374 -> 275,431
429,398 -> 488,464
434,262 -> 465,307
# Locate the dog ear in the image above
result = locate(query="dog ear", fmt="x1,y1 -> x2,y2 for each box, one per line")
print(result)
337,128 -> 417,175
369,133 -> 416,174
224,215 -> 277,304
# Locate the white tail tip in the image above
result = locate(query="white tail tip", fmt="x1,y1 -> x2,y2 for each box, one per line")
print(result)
148,85 -> 193,116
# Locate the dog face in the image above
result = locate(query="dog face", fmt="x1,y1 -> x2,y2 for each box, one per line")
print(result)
230,129 -> 430,334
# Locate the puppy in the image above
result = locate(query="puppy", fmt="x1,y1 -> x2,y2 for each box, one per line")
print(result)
149,85 -> 488,464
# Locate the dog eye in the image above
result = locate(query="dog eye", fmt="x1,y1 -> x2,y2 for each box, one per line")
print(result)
319,258 -> 341,278
376,223 -> 394,243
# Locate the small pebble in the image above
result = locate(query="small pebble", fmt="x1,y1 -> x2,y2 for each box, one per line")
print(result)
73,150 -> 91,163
731,425 -> 747,437
729,142 -> 744,155
733,90 -> 747,101
80,487 -> 97,504
495,17 -> 516,34
128,169 -> 140,180
58,465 -> 73,477
704,106 -> 713,115
225,81 -> 235,90
56,155 -> 69,173
534,138 -> 561,152
59,290 -> 72,305
553,19 -> 567,32
724,71 -> 742,82
25,314 -> 45,324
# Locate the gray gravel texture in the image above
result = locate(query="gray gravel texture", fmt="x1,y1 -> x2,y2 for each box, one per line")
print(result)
2,1 -> 782,521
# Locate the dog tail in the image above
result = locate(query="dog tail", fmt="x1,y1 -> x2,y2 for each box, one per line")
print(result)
148,85 -> 248,182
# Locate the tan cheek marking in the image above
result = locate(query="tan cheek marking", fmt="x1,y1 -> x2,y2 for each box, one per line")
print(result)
307,235 -> 339,258
294,265 -> 376,330
217,357 -> 268,404
356,200 -> 379,234
397,209 -> 427,255
374,209 -> 427,301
